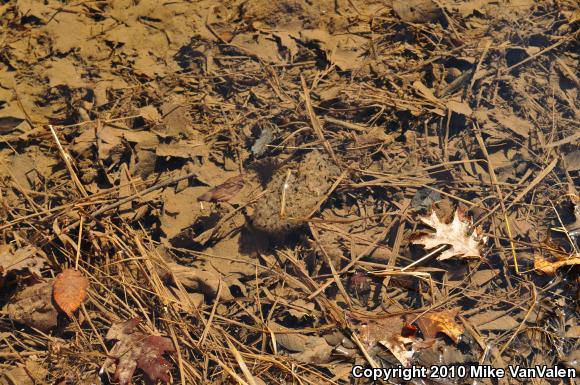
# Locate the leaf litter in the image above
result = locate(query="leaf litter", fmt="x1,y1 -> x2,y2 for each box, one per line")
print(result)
0,0 -> 579,384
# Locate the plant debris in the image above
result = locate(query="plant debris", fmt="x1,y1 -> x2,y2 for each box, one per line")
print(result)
0,0 -> 578,383
412,208 -> 487,260
103,318 -> 176,385
52,269 -> 89,317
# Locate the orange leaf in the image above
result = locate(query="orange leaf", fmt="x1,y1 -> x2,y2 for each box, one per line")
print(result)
53,269 -> 89,317
416,310 -> 464,344
534,253 -> 580,275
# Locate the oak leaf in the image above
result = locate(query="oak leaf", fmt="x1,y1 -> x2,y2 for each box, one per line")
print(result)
416,310 -> 464,344
52,269 -> 89,317
412,208 -> 487,260
0,244 -> 47,278
104,318 -> 175,385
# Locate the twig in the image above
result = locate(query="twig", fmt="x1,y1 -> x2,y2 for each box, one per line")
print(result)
48,124 -> 88,197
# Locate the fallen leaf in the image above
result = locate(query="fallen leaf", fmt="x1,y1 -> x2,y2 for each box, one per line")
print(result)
197,175 -> 245,202
0,360 -> 47,385
359,316 -> 415,366
467,311 -> 520,331
53,269 -> 89,317
416,310 -> 464,343
412,208 -> 487,260
103,318 -> 175,385
4,281 -> 59,332
155,141 -> 207,159
534,253 -> 580,275
447,100 -> 473,116
0,244 -> 47,279
393,0 -> 441,23
491,109 -> 532,137
270,322 -> 333,364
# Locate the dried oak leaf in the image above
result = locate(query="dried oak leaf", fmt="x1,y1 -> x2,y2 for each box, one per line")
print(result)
416,310 -> 464,344
4,281 -> 59,332
412,208 -> 487,260
197,175 -> 244,202
359,316 -> 415,366
0,244 -> 47,278
104,318 -> 175,385
534,253 -> 580,275
53,269 -> 89,317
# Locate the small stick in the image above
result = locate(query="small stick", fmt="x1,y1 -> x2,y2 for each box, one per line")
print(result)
62,171 -> 199,235
74,215 -> 83,270
279,169 -> 292,218
48,124 -> 88,197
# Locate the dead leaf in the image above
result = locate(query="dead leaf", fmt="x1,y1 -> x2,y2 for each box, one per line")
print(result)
139,105 -> 162,123
447,100 -> 473,116
53,269 -> 89,317
163,262 -> 232,300
103,318 -> 175,385
359,316 -> 415,366
493,109 -> 532,137
45,59 -> 86,88
412,208 -> 487,260
467,311 -> 520,331
160,102 -> 192,137
416,310 -> 464,343
534,253 -> 580,275
4,281 -> 59,332
197,175 -> 245,202
0,360 -> 47,385
393,0 -> 441,23
270,322 -> 333,364
155,141 -> 207,159
0,244 -> 47,279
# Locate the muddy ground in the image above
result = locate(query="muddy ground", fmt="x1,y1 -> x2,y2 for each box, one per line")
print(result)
0,0 -> 579,384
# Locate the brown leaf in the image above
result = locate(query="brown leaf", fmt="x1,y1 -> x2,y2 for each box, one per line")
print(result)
416,310 -> 464,344
0,244 -> 47,279
3,281 -> 58,332
393,0 -> 441,23
358,316 -> 415,366
197,175 -> 244,202
104,318 -> 175,385
52,269 -> 89,317
0,360 -> 48,385
412,208 -> 487,260
534,253 -> 580,275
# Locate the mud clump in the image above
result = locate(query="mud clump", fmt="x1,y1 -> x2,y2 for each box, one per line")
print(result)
252,151 -> 340,235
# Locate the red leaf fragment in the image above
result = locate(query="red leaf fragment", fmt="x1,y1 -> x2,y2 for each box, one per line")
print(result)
104,318 -> 176,385
52,269 -> 89,317
197,175 -> 244,202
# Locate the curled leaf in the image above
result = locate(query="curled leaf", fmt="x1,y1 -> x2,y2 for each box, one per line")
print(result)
52,269 -> 89,317
197,175 -> 244,202
534,254 -> 580,275
416,310 -> 464,344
